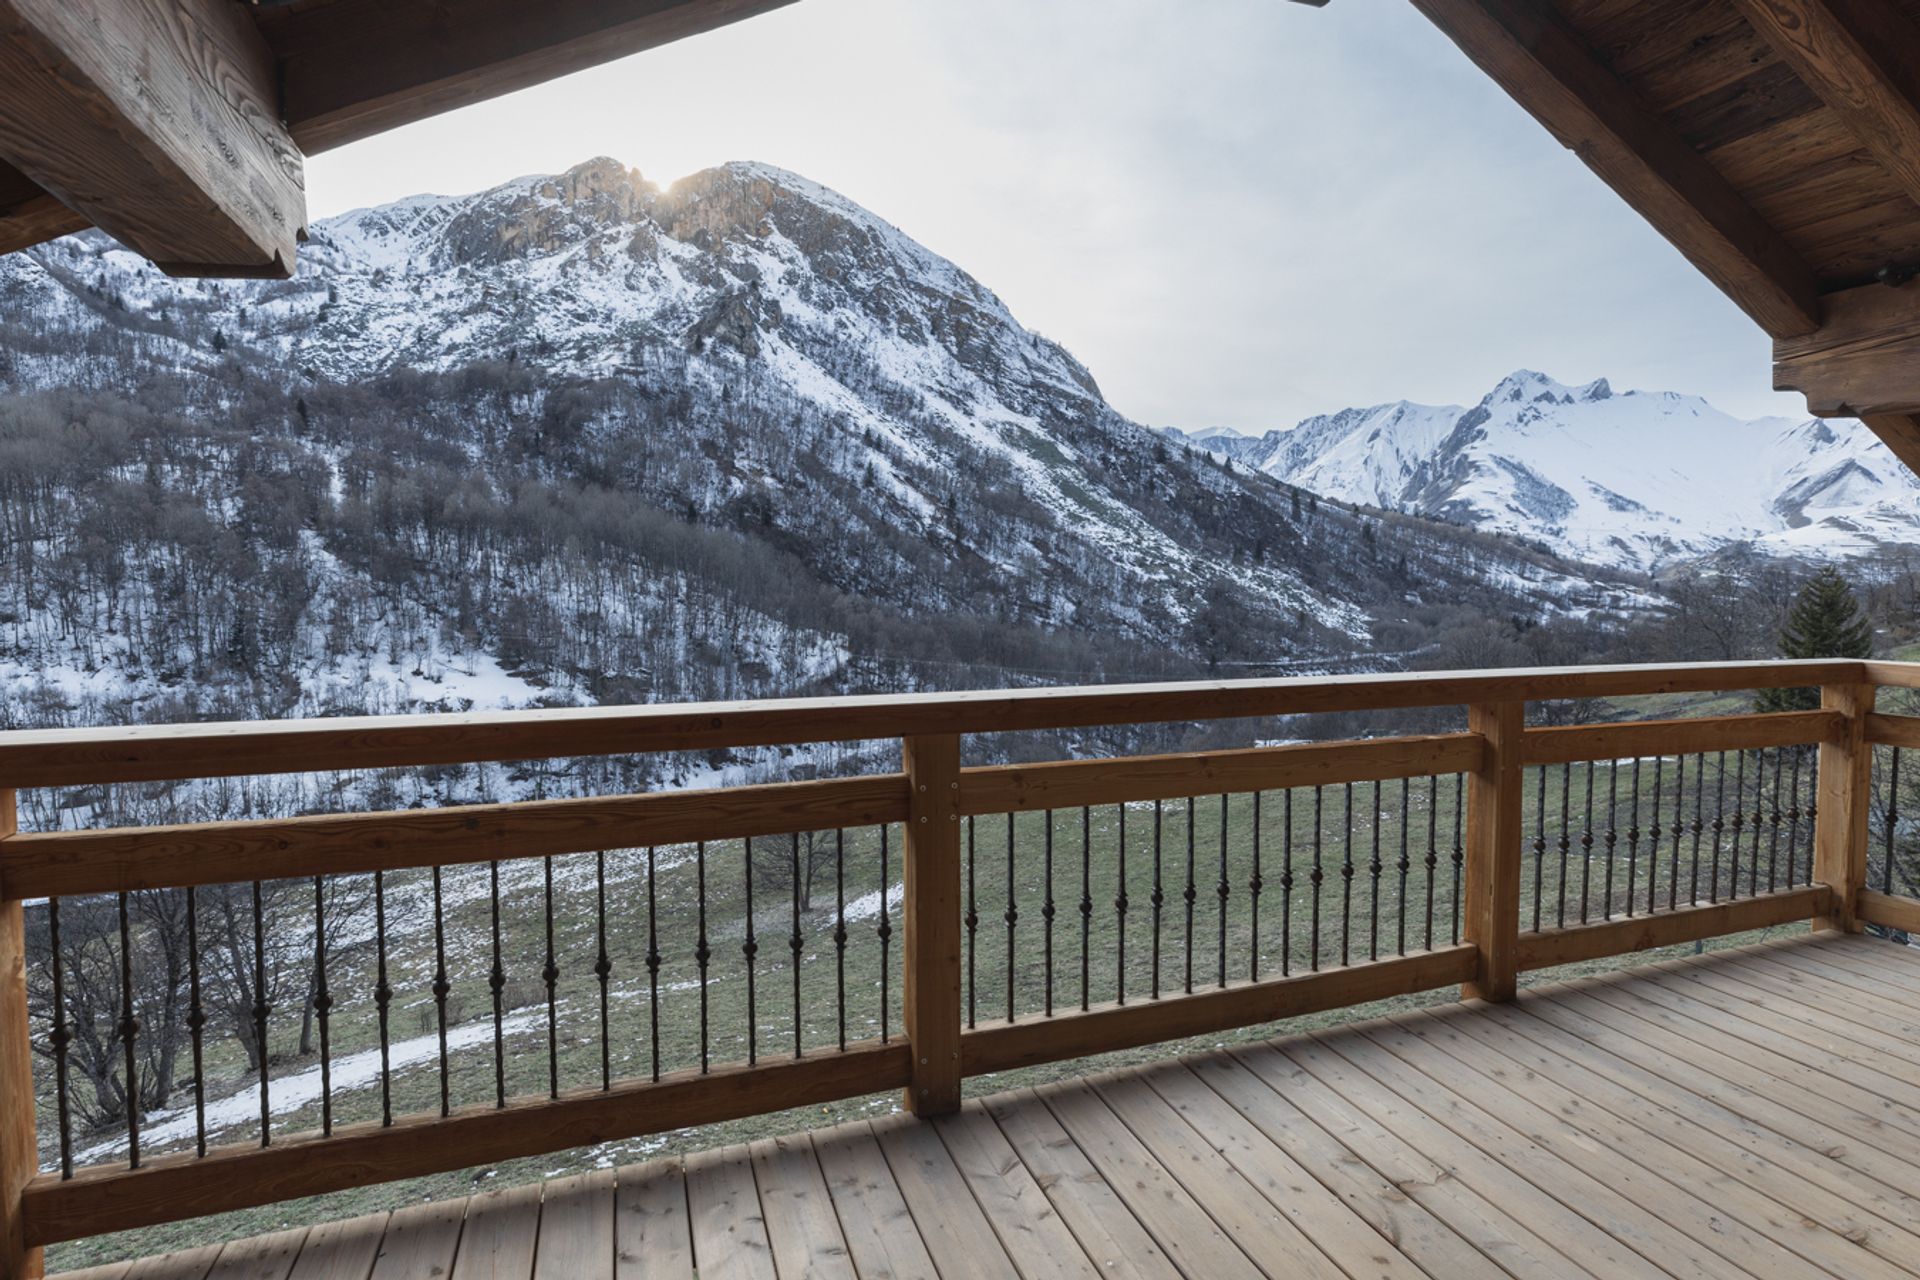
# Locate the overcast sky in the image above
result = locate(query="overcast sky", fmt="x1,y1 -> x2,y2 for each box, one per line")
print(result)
305,0 -> 1800,432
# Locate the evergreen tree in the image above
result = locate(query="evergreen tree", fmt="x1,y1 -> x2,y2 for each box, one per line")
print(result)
1757,566 -> 1873,712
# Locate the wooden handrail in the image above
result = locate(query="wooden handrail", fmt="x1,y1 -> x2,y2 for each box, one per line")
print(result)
0,657 -> 1911,1272
0,659 -> 1872,788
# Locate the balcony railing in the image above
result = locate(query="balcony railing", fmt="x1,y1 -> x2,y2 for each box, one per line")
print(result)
2,658 -> 1917,1277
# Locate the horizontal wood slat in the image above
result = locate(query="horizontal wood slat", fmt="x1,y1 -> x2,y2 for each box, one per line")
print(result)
21,1039 -> 910,1247
959,946 -> 1476,1075
0,661 -> 1873,788
0,775 -> 908,899
1521,710 -> 1843,765
1865,660 -> 1920,689
1513,886 -> 1829,971
1856,889 -> 1920,934
1865,712 -> 1920,749
958,735 -> 1482,815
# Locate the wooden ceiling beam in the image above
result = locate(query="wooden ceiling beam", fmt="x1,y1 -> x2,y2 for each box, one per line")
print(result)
1411,0 -> 1824,338
1730,0 -> 1920,213
1774,279 -> 1920,433
0,158 -> 86,255
1859,412 -> 1920,474
259,0 -> 802,155
0,0 -> 304,277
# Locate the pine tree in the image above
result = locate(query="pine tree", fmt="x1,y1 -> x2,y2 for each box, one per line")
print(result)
1756,566 -> 1874,712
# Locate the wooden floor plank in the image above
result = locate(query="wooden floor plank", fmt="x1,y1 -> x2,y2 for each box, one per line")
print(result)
1747,944 -> 1920,1014
204,1231 -> 308,1280
684,1145 -> 776,1280
1286,1030 -> 1684,1279
748,1134 -> 855,1280
1476,1000 -> 1920,1256
1228,1038 -> 1594,1280
1083,1072 -> 1351,1280
367,1200 -> 467,1280
285,1215 -> 389,1280
810,1125 -> 937,1280
870,1114 -> 1019,1280
1388,1007 -> 1920,1279
1038,1080 -> 1266,1280
931,1103 -> 1101,1280
449,1184 -> 541,1280
121,1244 -> 224,1280
1174,1052 -> 1498,1279
981,1090 -> 1176,1280
533,1170 -> 613,1280
1539,983 -> 1920,1190
614,1158 -> 693,1280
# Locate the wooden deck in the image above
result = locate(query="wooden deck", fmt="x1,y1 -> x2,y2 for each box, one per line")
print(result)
53,932 -> 1920,1280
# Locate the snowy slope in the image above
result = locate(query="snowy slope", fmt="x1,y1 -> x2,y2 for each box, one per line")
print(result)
1194,370 -> 1920,572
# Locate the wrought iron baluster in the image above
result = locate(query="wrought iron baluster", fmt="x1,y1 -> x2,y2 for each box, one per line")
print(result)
1043,811 -> 1056,1016
647,846 -> 662,1079
1310,785 -> 1325,973
696,840 -> 712,1071
489,859 -> 507,1107
1117,805 -> 1130,1004
832,831 -> 848,1050
1625,758 -> 1641,920
1768,751 -> 1785,893
1887,747 -> 1904,895
1184,797 -> 1197,995
1671,756 -> 1688,912
1396,777 -> 1411,955
373,871 -> 392,1123
966,817 -> 978,1030
185,888 -> 205,1157
542,855 -> 559,1098
1008,815 -> 1020,1022
1368,779 -> 1384,962
1557,763 -> 1571,928
1602,761 -> 1619,921
1281,790 -> 1295,977
1425,774 -> 1440,948
1217,794 -> 1231,987
119,891 -> 141,1166
1081,806 -> 1094,1011
1726,751 -> 1746,900
1151,801 -> 1164,999
1340,784 -> 1355,968
1532,766 -> 1547,931
877,827 -> 892,1042
1690,755 -> 1707,907
1249,793 -> 1264,982
744,837 -> 759,1066
47,898 -> 73,1176
595,853 -> 613,1089
312,878 -> 334,1135
1710,752 -> 1728,903
1578,762 -> 1595,924
432,866 -> 452,1110
1451,775 -> 1465,946
790,833 -> 803,1059
1802,755 -> 1818,883
1748,750 -> 1768,898
1646,757 -> 1664,917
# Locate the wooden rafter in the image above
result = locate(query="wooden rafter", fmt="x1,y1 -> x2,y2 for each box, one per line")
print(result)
260,0 -> 803,154
0,0 -> 305,276
1859,412 -> 1920,472
1411,0 -> 1823,338
1730,0 -> 1920,213
0,158 -> 84,256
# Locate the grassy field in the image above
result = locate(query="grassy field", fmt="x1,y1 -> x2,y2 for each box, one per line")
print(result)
34,731 -> 1862,1271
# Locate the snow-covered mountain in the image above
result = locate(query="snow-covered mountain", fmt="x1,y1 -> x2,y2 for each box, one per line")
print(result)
1186,370 -> 1920,573
0,159 -> 1650,741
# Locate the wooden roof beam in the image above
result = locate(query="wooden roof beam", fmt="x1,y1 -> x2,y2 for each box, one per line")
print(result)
1730,0 -> 1920,215
0,158 -> 86,256
1411,0 -> 1824,338
260,0 -> 803,155
1776,279 -> 1920,474
0,0 -> 304,277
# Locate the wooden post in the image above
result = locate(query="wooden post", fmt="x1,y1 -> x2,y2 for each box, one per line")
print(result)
1463,703 -> 1523,1002
0,789 -> 43,1280
901,737 -> 962,1117
1814,683 -> 1877,932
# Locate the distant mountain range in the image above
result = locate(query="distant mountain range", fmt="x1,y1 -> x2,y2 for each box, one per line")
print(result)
1173,371 -> 1920,573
